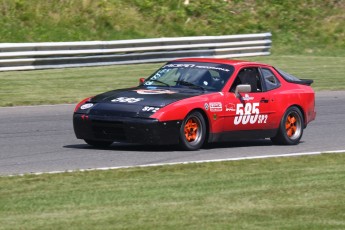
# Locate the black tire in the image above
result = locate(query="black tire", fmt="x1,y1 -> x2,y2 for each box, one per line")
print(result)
179,111 -> 207,151
84,139 -> 113,148
271,106 -> 304,145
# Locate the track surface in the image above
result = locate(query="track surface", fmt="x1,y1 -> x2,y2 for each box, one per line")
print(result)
1,91 -> 344,176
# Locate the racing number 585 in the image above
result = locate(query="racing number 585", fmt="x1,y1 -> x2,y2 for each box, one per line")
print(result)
234,103 -> 260,125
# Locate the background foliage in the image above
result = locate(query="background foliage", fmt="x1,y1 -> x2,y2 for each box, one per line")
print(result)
0,0 -> 344,55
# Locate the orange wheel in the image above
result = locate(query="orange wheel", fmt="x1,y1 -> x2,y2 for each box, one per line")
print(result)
285,114 -> 297,137
184,118 -> 199,142
271,106 -> 303,145
179,111 -> 206,150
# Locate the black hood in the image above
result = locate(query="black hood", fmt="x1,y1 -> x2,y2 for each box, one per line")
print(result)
91,87 -> 206,107
76,87 -> 209,118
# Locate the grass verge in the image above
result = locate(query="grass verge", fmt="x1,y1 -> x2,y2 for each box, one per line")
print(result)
0,55 -> 345,107
1,1 -> 344,56
1,153 -> 345,229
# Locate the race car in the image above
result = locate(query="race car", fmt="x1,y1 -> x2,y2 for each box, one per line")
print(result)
73,58 -> 316,150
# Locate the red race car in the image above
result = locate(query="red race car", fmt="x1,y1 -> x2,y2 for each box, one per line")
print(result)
73,58 -> 316,150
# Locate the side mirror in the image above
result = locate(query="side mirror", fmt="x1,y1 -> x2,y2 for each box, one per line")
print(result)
139,78 -> 145,84
235,84 -> 251,98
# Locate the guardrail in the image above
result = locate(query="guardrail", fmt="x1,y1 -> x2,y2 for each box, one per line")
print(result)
0,32 -> 271,71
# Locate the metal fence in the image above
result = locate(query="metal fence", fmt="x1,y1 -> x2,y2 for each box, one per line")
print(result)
0,32 -> 271,71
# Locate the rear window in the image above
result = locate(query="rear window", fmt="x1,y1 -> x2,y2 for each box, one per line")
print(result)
275,68 -> 313,86
275,68 -> 301,82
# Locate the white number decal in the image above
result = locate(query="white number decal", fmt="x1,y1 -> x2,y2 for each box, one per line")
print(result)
257,114 -> 268,124
234,104 -> 244,125
142,106 -> 160,113
111,97 -> 144,103
234,102 -> 267,125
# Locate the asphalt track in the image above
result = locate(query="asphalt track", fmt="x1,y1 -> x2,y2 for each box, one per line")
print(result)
1,91 -> 345,176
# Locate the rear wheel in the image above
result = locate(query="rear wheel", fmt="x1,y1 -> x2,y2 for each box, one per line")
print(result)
179,111 -> 206,151
271,106 -> 304,145
84,139 -> 113,148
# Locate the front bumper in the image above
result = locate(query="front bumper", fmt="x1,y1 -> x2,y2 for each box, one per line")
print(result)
73,113 -> 182,145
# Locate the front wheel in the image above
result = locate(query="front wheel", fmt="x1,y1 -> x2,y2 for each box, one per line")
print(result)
179,111 -> 206,151
84,139 -> 113,148
271,106 -> 304,145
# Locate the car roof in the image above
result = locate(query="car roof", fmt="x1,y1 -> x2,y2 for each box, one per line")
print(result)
173,57 -> 271,68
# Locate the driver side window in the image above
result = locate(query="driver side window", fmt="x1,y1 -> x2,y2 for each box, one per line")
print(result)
230,67 -> 262,92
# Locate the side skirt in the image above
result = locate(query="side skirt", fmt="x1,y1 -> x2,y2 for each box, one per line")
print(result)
208,129 -> 278,143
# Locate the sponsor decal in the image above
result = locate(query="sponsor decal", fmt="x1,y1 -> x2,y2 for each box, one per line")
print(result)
225,103 -> 236,112
80,103 -> 93,110
233,102 -> 268,125
111,97 -> 144,103
142,106 -> 160,113
209,102 -> 222,112
143,69 -> 171,85
134,89 -> 176,95
163,64 -> 231,72
242,94 -> 254,101
204,103 -> 209,111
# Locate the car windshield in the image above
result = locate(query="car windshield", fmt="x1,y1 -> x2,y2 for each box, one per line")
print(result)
142,61 -> 234,91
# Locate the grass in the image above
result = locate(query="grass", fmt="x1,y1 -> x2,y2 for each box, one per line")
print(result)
0,0 -> 344,56
0,55 -> 344,107
1,153 -> 345,229
0,63 -> 162,106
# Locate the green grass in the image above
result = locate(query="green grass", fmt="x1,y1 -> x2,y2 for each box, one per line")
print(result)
1,153 -> 345,229
0,0 -> 344,55
0,55 -> 344,107
0,63 -> 162,106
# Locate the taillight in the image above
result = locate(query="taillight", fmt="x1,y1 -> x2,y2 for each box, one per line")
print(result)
74,97 -> 93,112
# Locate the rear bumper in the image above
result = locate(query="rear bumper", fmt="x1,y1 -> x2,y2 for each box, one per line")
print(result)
73,113 -> 182,145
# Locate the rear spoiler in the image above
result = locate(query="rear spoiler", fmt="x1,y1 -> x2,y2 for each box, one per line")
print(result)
290,79 -> 313,86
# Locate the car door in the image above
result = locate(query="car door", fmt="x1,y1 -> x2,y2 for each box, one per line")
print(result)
222,67 -> 277,136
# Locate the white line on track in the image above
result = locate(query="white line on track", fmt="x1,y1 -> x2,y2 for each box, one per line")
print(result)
6,149 -> 345,177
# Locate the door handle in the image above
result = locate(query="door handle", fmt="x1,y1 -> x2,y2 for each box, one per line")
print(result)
260,98 -> 269,103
